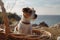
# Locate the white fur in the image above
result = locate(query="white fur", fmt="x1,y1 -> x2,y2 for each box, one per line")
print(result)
14,8 -> 36,35
14,16 -> 32,35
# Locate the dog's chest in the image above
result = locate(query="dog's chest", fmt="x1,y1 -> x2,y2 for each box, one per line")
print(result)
18,22 -> 32,34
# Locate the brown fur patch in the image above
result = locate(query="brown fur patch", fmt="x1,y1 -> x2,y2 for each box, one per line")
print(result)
23,13 -> 31,18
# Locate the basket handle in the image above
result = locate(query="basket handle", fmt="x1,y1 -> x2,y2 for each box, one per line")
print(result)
0,0 -> 10,35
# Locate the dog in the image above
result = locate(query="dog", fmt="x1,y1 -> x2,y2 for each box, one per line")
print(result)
14,7 -> 37,35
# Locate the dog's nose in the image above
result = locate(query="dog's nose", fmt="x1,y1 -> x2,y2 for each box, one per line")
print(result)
34,14 -> 37,19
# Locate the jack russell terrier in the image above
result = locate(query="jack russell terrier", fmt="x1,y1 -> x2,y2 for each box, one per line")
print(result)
14,7 -> 37,35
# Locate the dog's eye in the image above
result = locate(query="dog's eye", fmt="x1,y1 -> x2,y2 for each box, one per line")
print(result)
34,11 -> 36,12
28,10 -> 32,13
34,10 -> 36,12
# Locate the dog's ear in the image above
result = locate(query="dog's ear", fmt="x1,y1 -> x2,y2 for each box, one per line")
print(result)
22,7 -> 30,13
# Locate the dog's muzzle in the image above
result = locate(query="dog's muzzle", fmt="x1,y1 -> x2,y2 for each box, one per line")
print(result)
33,14 -> 37,19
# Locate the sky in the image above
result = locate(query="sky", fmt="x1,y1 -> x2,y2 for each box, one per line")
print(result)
1,0 -> 60,15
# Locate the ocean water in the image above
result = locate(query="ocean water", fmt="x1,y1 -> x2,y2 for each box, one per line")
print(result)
20,15 -> 60,26
31,15 -> 60,26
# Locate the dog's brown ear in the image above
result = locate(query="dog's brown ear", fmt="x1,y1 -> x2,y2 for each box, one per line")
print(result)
22,7 -> 30,13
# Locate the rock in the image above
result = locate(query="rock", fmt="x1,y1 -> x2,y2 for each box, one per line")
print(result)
39,21 -> 49,28
32,24 -> 38,27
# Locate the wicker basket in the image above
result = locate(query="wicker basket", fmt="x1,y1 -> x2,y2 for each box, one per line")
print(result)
8,34 -> 40,40
0,33 -> 40,40
25,35 -> 40,40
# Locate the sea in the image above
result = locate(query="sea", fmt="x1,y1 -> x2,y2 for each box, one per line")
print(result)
20,15 -> 60,26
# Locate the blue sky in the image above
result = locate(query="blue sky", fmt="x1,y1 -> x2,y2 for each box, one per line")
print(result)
1,0 -> 60,15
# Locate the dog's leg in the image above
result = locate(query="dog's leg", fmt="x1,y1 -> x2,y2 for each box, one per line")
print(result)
14,26 -> 19,34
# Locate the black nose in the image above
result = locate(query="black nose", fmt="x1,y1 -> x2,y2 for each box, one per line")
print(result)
34,14 -> 37,19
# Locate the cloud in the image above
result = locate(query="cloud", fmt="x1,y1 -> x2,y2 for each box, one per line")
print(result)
1,0 -> 60,15
34,6 -> 60,15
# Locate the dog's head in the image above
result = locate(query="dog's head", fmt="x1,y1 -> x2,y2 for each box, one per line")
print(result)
22,7 -> 37,20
